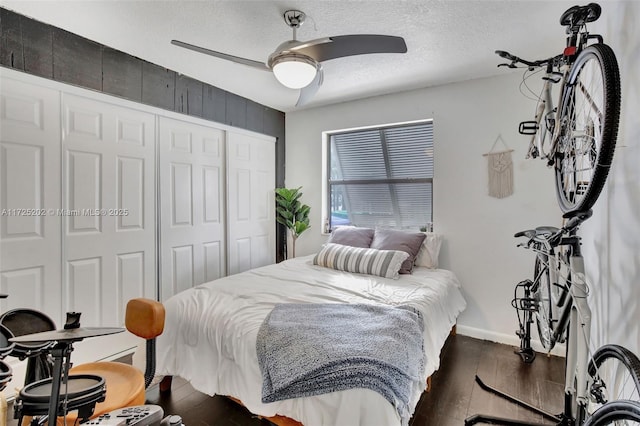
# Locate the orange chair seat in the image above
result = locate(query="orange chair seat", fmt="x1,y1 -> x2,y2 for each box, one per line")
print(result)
63,362 -> 145,423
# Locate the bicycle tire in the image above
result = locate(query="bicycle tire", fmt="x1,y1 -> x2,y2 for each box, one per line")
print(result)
533,254 -> 555,350
554,43 -> 620,213
583,400 -> 640,425
582,344 -> 640,422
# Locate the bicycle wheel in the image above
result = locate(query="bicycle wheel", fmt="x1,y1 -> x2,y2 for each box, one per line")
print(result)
533,254 -> 554,349
583,400 -> 640,425
554,43 -> 620,213
584,345 -> 640,421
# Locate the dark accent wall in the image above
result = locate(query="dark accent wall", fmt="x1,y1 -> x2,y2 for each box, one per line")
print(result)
0,7 -> 287,263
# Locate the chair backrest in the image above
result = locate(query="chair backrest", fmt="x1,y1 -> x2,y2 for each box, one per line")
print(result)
124,298 -> 165,388
125,298 -> 165,340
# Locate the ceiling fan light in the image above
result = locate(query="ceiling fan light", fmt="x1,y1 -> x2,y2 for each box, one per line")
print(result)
271,54 -> 317,89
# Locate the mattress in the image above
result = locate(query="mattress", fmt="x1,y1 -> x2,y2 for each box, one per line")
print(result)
156,255 -> 467,426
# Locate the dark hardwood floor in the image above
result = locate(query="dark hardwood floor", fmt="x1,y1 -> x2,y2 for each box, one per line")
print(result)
144,335 -> 565,426
5,335 -> 564,425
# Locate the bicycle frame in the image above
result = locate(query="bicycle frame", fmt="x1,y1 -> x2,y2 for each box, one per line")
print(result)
527,63 -> 569,162
468,216 -> 595,426
524,14 -> 602,166
555,235 -> 592,423
531,228 -> 595,423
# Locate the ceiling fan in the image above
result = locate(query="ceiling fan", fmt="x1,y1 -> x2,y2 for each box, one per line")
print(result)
171,10 -> 407,107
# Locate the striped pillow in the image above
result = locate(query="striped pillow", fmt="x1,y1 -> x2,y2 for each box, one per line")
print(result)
313,243 -> 409,279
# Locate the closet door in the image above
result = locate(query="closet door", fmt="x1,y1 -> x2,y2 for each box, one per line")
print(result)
227,131 -> 275,275
0,78 -> 62,323
61,94 -> 156,328
159,117 -> 226,301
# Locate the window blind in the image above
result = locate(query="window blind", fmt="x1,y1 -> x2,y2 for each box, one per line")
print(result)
328,121 -> 433,231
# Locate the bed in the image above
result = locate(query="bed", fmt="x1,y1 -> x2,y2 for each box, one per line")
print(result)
155,233 -> 467,426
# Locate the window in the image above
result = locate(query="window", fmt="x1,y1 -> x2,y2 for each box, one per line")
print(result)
324,120 -> 433,232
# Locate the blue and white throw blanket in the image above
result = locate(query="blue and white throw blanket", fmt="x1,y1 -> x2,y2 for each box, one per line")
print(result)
256,303 -> 425,424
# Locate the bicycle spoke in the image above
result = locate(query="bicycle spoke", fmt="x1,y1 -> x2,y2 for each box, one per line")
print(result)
578,80 -> 604,121
584,400 -> 640,425
558,55 -> 605,209
585,345 -> 640,424
554,43 -> 619,213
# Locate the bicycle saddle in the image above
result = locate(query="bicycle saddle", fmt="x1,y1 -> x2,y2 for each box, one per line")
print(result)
514,226 -> 560,241
560,3 -> 601,27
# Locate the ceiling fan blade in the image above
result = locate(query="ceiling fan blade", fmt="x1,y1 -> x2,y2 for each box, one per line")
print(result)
290,35 -> 407,62
296,66 -> 324,107
171,40 -> 270,71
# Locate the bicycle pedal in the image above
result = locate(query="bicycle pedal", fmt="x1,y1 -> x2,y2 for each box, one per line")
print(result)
576,181 -> 589,195
519,121 -> 539,135
517,279 -> 533,287
515,348 -> 536,364
517,297 -> 538,311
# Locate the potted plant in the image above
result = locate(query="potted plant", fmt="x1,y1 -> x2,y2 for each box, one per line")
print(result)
275,187 -> 310,259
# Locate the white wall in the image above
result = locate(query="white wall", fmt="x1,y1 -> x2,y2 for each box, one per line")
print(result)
286,70 -> 562,346
286,2 -> 639,356
1,0 -> 633,361
581,2 -> 640,357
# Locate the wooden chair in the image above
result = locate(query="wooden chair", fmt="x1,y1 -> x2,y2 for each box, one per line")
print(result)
62,298 -> 165,424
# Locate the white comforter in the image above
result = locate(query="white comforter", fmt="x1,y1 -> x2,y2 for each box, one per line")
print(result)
156,255 -> 467,426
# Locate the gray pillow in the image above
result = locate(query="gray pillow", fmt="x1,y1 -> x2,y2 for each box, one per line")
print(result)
313,243 -> 409,279
327,226 -> 375,248
370,229 -> 426,274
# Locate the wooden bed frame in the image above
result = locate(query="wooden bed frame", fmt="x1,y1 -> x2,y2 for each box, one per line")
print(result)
157,325 -> 457,426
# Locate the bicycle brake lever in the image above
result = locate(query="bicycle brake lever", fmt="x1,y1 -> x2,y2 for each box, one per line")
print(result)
495,50 -> 515,60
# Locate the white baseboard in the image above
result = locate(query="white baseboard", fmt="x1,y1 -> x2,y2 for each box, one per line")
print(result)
457,324 -> 566,358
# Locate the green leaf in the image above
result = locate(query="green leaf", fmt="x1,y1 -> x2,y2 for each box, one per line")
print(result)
276,207 -> 293,220
275,187 -> 310,238
293,221 -> 310,236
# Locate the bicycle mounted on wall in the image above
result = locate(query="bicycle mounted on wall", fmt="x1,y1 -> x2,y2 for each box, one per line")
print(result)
467,209 -> 640,425
466,3 -> 640,425
497,3 -> 620,215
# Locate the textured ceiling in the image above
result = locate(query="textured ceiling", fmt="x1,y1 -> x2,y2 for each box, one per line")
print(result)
1,0 -> 582,112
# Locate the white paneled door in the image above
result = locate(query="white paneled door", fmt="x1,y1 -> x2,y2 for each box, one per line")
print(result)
227,131 -> 276,275
159,116 -> 226,301
61,94 -> 156,327
0,78 -> 62,324
1,70 -> 279,397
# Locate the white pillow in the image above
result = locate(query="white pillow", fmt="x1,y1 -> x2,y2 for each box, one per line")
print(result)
414,232 -> 443,269
313,243 -> 409,279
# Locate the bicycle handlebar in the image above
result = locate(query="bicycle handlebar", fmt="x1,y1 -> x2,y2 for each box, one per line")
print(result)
515,210 -> 593,248
495,50 -> 563,69
547,210 -> 593,246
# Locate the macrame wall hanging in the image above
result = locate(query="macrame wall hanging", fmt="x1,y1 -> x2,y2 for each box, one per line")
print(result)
483,135 -> 514,199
